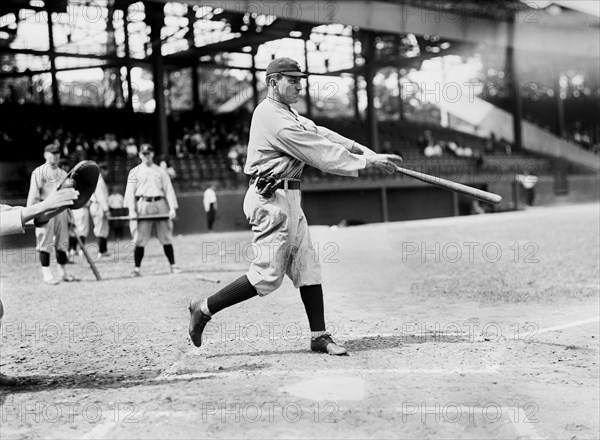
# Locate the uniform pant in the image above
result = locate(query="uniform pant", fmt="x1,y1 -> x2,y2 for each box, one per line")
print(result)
71,206 -> 90,237
130,198 -> 173,247
243,185 -> 321,296
90,202 -> 109,238
35,210 -> 69,253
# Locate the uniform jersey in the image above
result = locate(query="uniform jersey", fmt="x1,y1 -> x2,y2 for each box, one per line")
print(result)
26,164 -> 67,206
244,97 -> 367,179
124,163 -> 178,214
91,174 -> 110,212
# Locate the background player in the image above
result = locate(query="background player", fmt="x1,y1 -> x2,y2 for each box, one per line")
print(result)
27,145 -> 79,284
189,57 -> 403,355
124,144 -> 180,276
90,163 -> 112,257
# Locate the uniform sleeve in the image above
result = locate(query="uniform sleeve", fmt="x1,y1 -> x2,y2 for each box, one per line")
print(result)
162,170 -> 178,210
297,115 -> 356,151
277,125 -> 367,177
0,204 -> 25,236
124,169 -> 138,214
26,169 -> 41,207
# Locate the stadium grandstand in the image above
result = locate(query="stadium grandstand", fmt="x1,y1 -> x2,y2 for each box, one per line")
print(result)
1,0 -> 598,231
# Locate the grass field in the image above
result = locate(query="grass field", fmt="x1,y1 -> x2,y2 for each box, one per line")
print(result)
1,203 -> 599,439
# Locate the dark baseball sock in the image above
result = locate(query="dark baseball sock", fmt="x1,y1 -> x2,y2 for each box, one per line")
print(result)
163,244 -> 175,265
134,246 -> 144,268
56,250 -> 68,266
206,275 -> 258,315
79,236 -> 86,245
69,237 -> 77,251
40,251 -> 50,267
300,284 -> 326,332
98,237 -> 107,254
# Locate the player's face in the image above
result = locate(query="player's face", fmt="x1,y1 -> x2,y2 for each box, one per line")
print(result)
140,151 -> 154,165
45,152 -> 60,166
276,75 -> 303,104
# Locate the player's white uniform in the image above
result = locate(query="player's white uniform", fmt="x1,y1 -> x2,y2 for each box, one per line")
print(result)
71,201 -> 90,238
26,164 -> 69,253
124,163 -> 178,246
90,174 -> 110,239
244,97 -> 367,296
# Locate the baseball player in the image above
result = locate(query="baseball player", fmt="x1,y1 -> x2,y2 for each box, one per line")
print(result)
124,144 -> 181,276
1,188 -> 79,385
203,183 -> 218,231
27,145 -> 80,284
189,57 -> 402,355
90,163 -> 111,257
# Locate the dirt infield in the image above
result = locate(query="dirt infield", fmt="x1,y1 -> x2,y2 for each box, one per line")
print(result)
1,203 -> 598,439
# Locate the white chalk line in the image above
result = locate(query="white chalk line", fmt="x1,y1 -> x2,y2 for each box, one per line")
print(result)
155,331 -> 480,382
154,365 -> 499,382
536,316 -> 599,335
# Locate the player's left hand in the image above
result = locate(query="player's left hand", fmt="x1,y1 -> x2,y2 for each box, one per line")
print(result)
169,209 -> 177,220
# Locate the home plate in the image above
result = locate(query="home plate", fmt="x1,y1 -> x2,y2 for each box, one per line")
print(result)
281,376 -> 366,401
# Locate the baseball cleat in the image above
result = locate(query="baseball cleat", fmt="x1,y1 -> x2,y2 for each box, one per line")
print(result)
311,334 -> 348,355
170,266 -> 182,274
43,278 -> 61,285
131,269 -> 141,277
188,300 -> 211,347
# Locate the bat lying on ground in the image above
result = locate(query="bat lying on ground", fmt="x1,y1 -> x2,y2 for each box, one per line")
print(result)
108,215 -> 170,221
394,165 -> 503,205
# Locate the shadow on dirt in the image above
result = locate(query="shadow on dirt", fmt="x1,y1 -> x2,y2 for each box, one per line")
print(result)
0,370 -> 212,402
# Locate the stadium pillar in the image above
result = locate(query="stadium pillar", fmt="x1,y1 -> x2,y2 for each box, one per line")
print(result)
304,38 -> 312,119
363,31 -> 379,152
250,48 -> 259,109
397,67 -> 404,123
186,7 -> 201,119
352,30 -> 361,121
146,2 -> 169,156
123,7 -> 134,113
554,67 -> 566,137
507,21 -> 522,151
45,8 -> 60,108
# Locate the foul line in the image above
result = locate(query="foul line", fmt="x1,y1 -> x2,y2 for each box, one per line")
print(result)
536,317 -> 600,335
155,366 -> 499,382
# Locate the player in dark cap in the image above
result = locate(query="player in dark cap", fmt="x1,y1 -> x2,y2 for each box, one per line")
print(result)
189,57 -> 402,355
124,144 -> 181,276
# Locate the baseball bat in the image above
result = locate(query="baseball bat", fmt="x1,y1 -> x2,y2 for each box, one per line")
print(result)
394,166 -> 503,205
108,215 -> 170,221
66,222 -> 102,281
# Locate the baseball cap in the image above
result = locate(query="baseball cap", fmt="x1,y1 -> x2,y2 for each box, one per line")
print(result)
44,144 -> 60,154
266,57 -> 307,77
140,144 -> 154,154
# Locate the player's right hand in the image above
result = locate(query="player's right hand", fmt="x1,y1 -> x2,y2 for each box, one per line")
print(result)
44,188 -> 80,210
365,154 -> 403,174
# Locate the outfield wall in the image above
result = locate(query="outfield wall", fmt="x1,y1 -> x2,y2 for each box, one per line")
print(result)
2,175 -> 598,249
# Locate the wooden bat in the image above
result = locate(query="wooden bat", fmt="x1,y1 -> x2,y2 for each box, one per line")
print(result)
65,221 -> 102,281
74,231 -> 102,281
394,166 -> 503,205
108,215 -> 170,221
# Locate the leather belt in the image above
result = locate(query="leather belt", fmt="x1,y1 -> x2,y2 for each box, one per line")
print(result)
136,196 -> 164,202
249,177 -> 301,190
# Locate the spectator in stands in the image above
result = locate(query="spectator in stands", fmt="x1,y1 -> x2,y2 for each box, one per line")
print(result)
125,138 -> 138,158
159,155 -> 177,180
485,133 -> 496,154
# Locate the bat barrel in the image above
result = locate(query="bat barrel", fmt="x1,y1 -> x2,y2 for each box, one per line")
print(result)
395,166 -> 503,205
